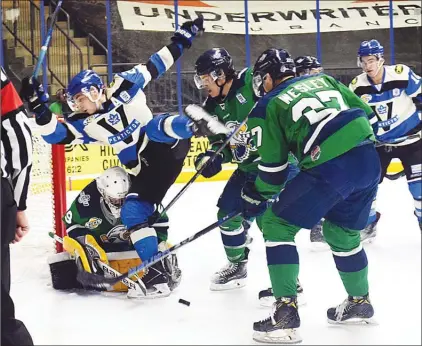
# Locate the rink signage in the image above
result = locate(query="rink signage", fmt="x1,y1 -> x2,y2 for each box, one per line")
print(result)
117,0 -> 421,35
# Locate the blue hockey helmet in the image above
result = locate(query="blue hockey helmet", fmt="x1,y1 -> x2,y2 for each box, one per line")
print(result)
66,70 -> 105,111
194,48 -> 235,89
357,39 -> 384,66
252,48 -> 296,97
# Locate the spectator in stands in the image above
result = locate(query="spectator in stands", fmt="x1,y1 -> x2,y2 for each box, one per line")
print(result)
49,88 -> 72,117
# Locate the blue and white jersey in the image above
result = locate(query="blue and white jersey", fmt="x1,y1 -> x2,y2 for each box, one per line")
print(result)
36,45 -> 179,175
349,64 -> 421,145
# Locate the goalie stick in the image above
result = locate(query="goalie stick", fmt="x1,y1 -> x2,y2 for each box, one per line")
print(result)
76,211 -> 242,289
49,232 -> 147,295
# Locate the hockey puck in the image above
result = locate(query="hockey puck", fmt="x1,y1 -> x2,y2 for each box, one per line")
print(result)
178,298 -> 190,306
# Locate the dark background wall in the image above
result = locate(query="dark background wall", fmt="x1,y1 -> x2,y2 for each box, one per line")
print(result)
61,0 -> 421,112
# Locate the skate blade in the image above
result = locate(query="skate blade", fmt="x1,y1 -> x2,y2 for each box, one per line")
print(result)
210,278 -> 246,291
127,284 -> 171,299
259,293 -> 306,308
327,317 -> 378,326
253,329 -> 302,344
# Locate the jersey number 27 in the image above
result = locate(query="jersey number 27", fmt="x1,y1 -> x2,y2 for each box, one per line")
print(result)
291,90 -> 348,124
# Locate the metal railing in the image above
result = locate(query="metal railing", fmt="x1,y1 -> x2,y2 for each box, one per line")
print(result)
87,33 -> 108,69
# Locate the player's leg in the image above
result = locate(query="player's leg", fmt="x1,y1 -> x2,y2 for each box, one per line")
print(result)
360,145 -> 392,243
121,140 -> 190,297
398,140 -> 422,230
210,169 -> 253,291
253,170 -> 345,343
322,143 -> 380,324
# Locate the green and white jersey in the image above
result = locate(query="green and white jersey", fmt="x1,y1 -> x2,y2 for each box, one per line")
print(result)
203,67 -> 260,172
248,74 -> 375,198
62,180 -> 130,245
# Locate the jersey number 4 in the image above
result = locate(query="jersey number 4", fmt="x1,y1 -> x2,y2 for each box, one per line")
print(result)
291,90 -> 348,124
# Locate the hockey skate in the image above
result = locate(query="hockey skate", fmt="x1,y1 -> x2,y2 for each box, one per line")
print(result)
127,261 -> 171,299
253,296 -> 302,344
210,248 -> 249,291
327,294 -> 376,325
361,212 -> 381,244
258,279 -> 306,307
310,220 -> 329,252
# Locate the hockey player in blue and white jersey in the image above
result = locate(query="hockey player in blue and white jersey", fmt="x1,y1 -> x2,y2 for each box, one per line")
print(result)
350,39 -> 422,236
20,17 -> 227,298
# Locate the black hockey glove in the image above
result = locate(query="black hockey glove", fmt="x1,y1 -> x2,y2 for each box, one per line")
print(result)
194,150 -> 223,178
171,16 -> 204,49
20,76 -> 51,119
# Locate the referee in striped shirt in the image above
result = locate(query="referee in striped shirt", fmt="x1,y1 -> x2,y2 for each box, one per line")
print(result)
1,67 -> 33,345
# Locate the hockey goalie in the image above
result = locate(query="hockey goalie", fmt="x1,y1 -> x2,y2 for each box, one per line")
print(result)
47,166 -> 181,299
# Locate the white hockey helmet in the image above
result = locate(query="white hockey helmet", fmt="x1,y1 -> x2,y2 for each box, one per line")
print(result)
96,166 -> 131,218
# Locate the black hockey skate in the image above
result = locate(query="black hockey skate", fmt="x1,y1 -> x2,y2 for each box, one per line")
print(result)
210,248 -> 249,291
253,296 -> 302,344
259,279 -> 305,307
127,260 -> 171,299
361,212 -> 381,244
327,294 -> 376,325
310,219 -> 329,251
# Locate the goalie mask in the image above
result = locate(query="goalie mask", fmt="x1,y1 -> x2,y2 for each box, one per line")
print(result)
96,167 -> 131,218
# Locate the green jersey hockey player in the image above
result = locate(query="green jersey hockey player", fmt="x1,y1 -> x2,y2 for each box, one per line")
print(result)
239,48 -> 380,343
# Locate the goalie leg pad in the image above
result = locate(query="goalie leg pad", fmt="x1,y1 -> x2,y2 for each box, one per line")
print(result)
108,258 -> 143,292
48,252 -> 83,290
63,235 -> 108,273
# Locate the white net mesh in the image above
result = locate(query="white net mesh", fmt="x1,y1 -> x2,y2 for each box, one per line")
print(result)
27,119 -> 56,240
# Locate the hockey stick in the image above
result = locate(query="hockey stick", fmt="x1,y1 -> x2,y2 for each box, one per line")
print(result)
385,169 -> 405,181
49,232 -> 147,295
76,210 -> 242,289
159,114 -> 251,217
33,0 -> 64,78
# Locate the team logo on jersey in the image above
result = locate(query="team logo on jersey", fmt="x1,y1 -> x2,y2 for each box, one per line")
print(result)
85,217 -> 102,229
100,225 -> 130,243
78,191 -> 90,207
219,103 -> 226,111
311,146 -> 321,162
119,91 -> 131,103
351,77 -> 357,85
83,116 -> 94,126
108,113 -> 121,126
360,94 -> 372,103
395,65 -> 404,74
225,121 -> 257,163
376,104 -> 388,115
236,93 -> 247,104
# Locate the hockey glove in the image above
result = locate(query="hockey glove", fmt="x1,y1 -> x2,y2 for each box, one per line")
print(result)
185,104 -> 230,137
171,16 -> 204,49
20,76 -> 50,119
240,181 -> 268,219
195,150 -> 223,178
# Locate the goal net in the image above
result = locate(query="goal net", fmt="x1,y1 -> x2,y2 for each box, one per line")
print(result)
29,119 -> 67,252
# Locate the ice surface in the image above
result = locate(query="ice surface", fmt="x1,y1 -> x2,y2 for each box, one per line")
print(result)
10,178 -> 421,345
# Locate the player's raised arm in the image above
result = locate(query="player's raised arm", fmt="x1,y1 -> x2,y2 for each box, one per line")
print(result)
19,77 -> 95,145
116,16 -> 204,92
